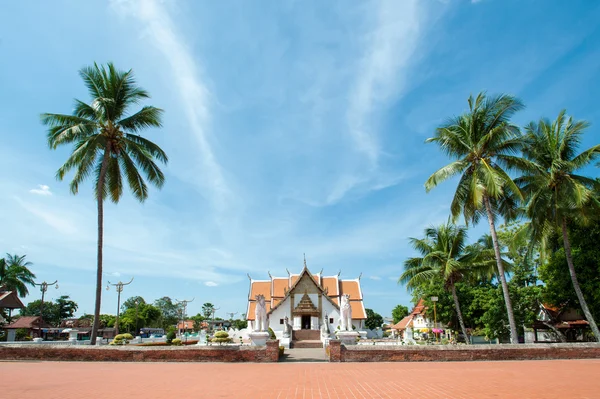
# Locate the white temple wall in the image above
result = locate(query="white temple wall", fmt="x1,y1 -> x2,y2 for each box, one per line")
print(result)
268,297 -> 291,339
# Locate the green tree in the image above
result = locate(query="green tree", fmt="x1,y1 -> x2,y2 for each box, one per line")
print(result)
202,303 -> 216,319
41,63 -> 168,344
154,296 -> 180,329
425,92 -> 525,343
20,295 -> 78,326
400,222 -> 487,343
365,308 -> 383,330
122,296 -> 146,312
517,110 -> 600,341
0,254 -> 36,297
391,305 -> 409,324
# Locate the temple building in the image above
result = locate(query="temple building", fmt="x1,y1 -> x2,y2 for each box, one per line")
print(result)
246,259 -> 366,343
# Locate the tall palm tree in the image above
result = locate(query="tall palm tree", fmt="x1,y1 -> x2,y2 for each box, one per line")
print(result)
400,222 -> 482,344
425,92 -> 525,343
517,110 -> 600,341
0,254 -> 36,297
41,63 -> 168,344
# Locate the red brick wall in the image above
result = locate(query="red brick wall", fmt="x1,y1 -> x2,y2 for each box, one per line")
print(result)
0,340 -> 280,363
334,344 -> 600,362
328,340 -> 341,362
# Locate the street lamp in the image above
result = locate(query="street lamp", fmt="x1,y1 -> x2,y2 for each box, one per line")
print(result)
33,280 -> 58,340
106,277 -> 134,336
430,296 -> 438,343
175,298 -> 194,340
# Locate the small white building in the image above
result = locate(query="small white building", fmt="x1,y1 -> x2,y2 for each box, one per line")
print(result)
246,261 -> 367,344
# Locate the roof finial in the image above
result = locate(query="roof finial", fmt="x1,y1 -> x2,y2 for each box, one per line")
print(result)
247,273 -> 252,280
303,253 -> 307,269
337,270 -> 341,277
268,271 -> 272,279
285,268 -> 290,276
358,272 -> 362,280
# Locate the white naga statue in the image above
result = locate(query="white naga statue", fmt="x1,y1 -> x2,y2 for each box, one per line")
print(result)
321,313 -> 331,337
254,294 -> 268,332
339,294 -> 353,331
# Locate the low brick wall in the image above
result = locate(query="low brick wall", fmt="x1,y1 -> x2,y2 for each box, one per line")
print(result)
0,340 -> 280,363
328,341 -> 600,362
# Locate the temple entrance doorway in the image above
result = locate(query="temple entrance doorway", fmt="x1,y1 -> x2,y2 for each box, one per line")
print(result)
301,315 -> 311,329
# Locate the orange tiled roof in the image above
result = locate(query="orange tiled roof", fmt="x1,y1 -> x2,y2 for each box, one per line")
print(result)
390,315 -> 413,330
340,280 -> 362,300
411,298 -> 427,315
249,281 -> 271,301
272,278 -> 288,298
350,301 -> 366,319
290,275 -> 300,286
322,277 -> 339,296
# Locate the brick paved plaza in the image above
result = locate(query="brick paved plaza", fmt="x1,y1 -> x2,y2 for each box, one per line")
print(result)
2,359 -> 599,398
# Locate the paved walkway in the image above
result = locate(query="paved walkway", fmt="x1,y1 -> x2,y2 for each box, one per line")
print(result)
2,359 -> 600,398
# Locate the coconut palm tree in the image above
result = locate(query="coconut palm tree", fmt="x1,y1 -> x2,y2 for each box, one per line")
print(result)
41,63 -> 168,344
517,110 -> 600,341
0,254 -> 36,297
400,222 -> 484,344
425,92 -> 525,343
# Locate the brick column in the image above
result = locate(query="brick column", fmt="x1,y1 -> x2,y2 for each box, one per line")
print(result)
328,339 -> 342,362
266,339 -> 280,362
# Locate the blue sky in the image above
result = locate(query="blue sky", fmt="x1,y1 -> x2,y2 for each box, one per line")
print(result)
1,0 -> 599,320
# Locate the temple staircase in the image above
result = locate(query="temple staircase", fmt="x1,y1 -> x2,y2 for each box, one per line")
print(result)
291,330 -> 322,348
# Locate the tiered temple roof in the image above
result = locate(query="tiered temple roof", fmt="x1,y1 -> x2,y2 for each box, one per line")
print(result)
246,262 -> 366,320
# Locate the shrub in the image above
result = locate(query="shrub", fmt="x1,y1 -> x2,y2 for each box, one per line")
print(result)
172,338 -> 182,346
268,327 -> 276,340
383,331 -> 391,338
166,331 -> 176,344
441,338 -> 449,345
110,333 -> 134,346
211,330 -> 232,345
325,345 -> 330,356
278,346 -> 285,358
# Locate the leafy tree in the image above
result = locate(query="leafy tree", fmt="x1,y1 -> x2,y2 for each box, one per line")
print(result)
154,296 -> 180,329
202,303 -> 216,319
517,110 -> 600,341
425,92 -> 525,343
121,296 -> 146,312
231,319 -> 248,330
0,254 -> 36,297
118,303 -> 161,333
21,295 -> 78,326
401,222 -> 487,343
41,63 -> 168,344
538,221 -> 600,324
99,314 -> 116,328
391,305 -> 409,324
365,308 -> 383,330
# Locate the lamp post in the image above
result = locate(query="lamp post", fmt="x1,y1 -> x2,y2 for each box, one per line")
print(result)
106,277 -> 134,336
226,312 -> 237,329
33,280 -> 58,340
175,298 -> 194,340
430,296 -> 438,343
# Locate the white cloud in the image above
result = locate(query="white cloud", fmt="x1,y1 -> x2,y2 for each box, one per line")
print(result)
14,196 -> 78,235
368,276 -> 381,280
111,0 -> 231,210
347,0 -> 424,166
29,184 -> 52,196
205,281 -> 218,287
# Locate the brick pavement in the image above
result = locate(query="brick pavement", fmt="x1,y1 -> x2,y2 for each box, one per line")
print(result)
1,359 -> 599,399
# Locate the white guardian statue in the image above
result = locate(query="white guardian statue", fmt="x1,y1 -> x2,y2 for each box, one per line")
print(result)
254,294 -> 268,332
339,294 -> 353,331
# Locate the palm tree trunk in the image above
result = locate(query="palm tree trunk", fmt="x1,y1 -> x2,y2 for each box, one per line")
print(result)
561,217 -> 600,342
450,284 -> 469,345
90,150 -> 110,345
483,195 -> 519,343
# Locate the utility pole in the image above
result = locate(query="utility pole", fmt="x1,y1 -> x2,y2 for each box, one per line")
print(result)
226,312 -> 237,329
431,296 -> 438,343
175,298 -> 194,339
106,277 -> 134,335
33,280 -> 58,340
211,306 -> 220,332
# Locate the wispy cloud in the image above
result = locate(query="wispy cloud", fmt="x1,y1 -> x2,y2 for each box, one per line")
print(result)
29,184 -> 52,196
14,196 -> 77,235
111,0 -> 231,210
205,281 -> 218,287
347,0 -> 424,166
368,276 -> 381,280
